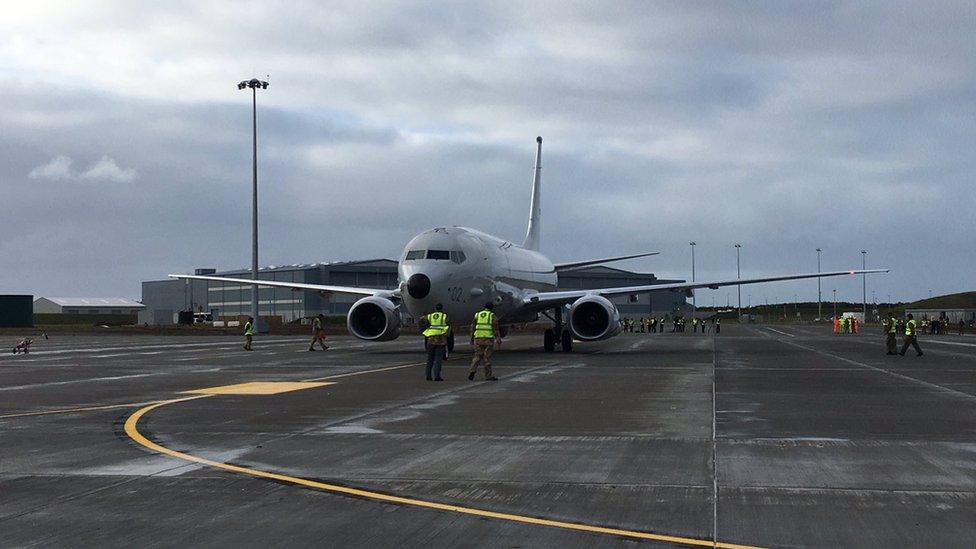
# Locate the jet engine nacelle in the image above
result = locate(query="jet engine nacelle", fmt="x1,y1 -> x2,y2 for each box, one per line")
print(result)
568,295 -> 621,341
347,296 -> 401,341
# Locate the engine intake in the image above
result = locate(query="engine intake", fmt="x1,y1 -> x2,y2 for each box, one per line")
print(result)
347,296 -> 401,341
569,295 -> 621,341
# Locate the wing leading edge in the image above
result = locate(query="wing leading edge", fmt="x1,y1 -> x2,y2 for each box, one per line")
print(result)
168,274 -> 397,299
523,269 -> 889,309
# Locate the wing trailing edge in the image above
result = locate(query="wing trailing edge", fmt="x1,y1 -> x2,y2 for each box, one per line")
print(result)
554,252 -> 661,272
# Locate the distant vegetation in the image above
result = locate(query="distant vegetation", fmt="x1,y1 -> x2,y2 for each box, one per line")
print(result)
903,292 -> 976,310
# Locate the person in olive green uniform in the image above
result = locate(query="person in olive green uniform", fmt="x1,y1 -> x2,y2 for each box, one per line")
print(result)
422,304 -> 450,381
468,302 -> 499,381
884,313 -> 898,355
243,316 -> 254,351
308,314 -> 329,351
899,313 -> 923,356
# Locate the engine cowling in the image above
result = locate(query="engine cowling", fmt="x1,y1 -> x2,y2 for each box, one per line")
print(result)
568,295 -> 621,341
347,296 -> 401,341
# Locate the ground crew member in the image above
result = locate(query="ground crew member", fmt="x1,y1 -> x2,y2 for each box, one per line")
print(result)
243,316 -> 254,351
884,313 -> 898,355
899,313 -> 924,356
469,302 -> 499,381
308,314 -> 329,351
692,318 -> 698,333
659,317 -> 665,333
421,304 -> 450,381
715,317 -> 721,334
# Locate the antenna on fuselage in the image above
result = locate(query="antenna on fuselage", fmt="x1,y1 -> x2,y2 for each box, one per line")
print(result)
522,136 -> 542,252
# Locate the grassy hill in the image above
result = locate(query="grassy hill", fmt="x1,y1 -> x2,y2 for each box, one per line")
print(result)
904,292 -> 976,310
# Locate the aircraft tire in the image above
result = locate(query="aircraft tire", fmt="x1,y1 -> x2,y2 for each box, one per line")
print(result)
543,329 -> 556,352
560,329 -> 573,352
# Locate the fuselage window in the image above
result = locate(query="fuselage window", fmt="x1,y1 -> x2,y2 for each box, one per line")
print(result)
405,250 -> 425,260
427,250 -> 450,260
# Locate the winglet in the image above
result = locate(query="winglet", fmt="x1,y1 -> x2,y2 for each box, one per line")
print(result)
522,136 -> 543,252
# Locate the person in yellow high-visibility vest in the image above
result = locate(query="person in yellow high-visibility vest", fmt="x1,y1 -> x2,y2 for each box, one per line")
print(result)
884,313 -> 898,355
468,302 -> 499,381
243,316 -> 254,351
308,314 -> 329,351
899,313 -> 924,356
421,304 -> 450,381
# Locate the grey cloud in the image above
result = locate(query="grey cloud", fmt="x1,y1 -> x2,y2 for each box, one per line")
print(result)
0,2 -> 974,303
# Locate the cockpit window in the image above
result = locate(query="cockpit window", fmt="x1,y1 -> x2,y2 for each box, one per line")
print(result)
405,250 -> 425,260
427,250 -> 450,260
450,251 -> 466,264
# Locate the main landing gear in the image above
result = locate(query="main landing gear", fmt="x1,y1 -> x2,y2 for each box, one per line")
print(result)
543,307 -> 573,352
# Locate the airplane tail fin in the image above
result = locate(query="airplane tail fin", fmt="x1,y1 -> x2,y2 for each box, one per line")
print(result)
522,136 -> 543,251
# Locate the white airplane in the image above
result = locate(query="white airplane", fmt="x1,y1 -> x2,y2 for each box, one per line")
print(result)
172,137 -> 886,352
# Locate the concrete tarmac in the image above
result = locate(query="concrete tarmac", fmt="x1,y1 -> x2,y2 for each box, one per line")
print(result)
1,325 -> 974,548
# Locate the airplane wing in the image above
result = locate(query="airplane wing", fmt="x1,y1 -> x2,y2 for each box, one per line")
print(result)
168,274 -> 398,299
522,269 -> 889,309
553,252 -> 660,272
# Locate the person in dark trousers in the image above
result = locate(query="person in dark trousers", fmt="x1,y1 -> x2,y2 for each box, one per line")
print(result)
421,304 -> 449,381
469,302 -> 499,381
243,316 -> 254,351
899,313 -> 923,356
308,314 -> 329,351
884,313 -> 899,355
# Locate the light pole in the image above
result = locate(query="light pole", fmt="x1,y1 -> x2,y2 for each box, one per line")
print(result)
861,250 -> 867,322
690,241 -> 697,318
734,243 -> 742,321
816,248 -> 822,321
833,289 -> 837,320
238,78 -> 269,331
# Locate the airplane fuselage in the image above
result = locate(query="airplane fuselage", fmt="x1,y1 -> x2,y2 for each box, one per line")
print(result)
398,226 -> 556,326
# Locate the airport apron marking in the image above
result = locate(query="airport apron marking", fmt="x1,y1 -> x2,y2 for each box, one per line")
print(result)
183,381 -> 334,395
124,365 -> 765,549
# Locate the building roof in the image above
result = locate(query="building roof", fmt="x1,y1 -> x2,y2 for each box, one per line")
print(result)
36,297 -> 144,308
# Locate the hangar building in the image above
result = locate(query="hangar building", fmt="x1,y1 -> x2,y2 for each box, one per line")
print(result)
33,297 -> 144,315
140,260 -> 686,325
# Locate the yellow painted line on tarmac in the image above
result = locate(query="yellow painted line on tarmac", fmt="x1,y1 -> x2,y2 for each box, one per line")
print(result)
124,394 -> 764,548
0,400 -> 164,420
182,381 -> 334,395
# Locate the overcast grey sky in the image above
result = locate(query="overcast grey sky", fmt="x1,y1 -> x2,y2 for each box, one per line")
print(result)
1,1 -> 973,304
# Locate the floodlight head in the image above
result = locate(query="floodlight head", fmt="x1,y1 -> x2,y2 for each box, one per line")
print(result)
238,82 -> 246,90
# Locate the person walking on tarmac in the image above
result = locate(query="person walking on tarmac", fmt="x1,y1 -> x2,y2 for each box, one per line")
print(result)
468,302 -> 499,381
899,313 -> 924,356
308,314 -> 329,351
421,304 -> 450,381
243,316 -> 254,351
884,313 -> 899,355
715,317 -> 721,334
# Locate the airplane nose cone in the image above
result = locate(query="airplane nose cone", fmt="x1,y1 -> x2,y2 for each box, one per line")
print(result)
407,273 -> 431,299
